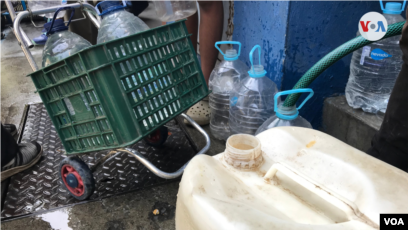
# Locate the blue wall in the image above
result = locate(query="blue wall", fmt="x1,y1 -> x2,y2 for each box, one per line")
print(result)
282,1 -> 382,128
233,1 -> 289,87
233,1 -> 383,128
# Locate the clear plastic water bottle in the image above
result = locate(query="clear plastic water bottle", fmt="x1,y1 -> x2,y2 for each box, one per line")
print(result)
209,41 -> 248,140
96,1 -> 150,44
229,45 -> 279,135
42,8 -> 92,67
255,89 -> 314,135
27,0 -> 67,19
153,1 -> 197,22
345,2 -> 406,113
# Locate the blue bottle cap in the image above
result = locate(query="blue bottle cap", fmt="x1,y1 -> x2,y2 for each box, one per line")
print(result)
380,0 -> 406,14
95,1 -> 126,16
215,41 -> 241,61
248,45 -> 266,78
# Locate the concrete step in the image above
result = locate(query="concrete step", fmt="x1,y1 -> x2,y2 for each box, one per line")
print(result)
321,96 -> 384,152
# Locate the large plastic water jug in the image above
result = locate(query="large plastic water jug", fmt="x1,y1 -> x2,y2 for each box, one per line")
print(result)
95,1 -> 150,44
256,89 -> 313,135
345,1 -> 406,113
153,1 -> 197,22
229,45 -> 279,135
27,0 -> 67,19
209,41 -> 248,140
42,8 -> 92,67
176,128 -> 408,229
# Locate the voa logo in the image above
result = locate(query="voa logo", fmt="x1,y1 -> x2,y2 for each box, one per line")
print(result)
384,217 -> 404,226
359,12 -> 388,41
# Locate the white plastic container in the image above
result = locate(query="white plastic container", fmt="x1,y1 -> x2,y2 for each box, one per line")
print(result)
153,1 -> 197,22
176,128 -> 408,229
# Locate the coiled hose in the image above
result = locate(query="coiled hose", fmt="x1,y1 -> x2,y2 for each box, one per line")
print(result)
283,21 -> 406,107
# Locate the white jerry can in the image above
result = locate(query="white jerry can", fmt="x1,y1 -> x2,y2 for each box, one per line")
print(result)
175,127 -> 408,230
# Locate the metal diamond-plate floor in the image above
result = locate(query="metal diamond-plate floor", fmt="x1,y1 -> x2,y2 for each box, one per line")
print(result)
1,103 -> 197,220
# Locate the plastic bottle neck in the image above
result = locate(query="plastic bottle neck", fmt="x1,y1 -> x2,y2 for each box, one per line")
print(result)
223,49 -> 238,61
248,65 -> 266,78
276,103 -> 298,120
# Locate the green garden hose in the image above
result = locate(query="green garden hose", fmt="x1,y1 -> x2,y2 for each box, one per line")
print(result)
283,21 -> 406,107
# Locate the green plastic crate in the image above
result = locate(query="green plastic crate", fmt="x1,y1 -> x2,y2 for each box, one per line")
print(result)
28,20 -> 208,155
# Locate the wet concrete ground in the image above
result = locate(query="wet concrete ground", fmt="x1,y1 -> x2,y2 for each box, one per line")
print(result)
1,23 -> 43,126
1,19 -> 225,230
2,183 -> 180,230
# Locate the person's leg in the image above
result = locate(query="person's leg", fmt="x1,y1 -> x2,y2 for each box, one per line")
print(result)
1,124 -> 43,181
185,1 -> 223,126
367,12 -> 408,171
1,124 -> 18,168
185,11 -> 198,54
196,1 -> 224,84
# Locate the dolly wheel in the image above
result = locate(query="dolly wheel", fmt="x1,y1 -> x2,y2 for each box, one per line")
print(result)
144,126 -> 169,147
59,157 -> 95,200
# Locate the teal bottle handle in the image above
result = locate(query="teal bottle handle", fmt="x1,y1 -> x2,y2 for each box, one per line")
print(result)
379,0 -> 406,12
249,45 -> 261,68
215,41 -> 241,61
274,89 -> 314,113
248,45 -> 266,78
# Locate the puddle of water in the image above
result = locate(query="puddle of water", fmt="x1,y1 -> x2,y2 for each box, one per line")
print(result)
38,208 -> 72,230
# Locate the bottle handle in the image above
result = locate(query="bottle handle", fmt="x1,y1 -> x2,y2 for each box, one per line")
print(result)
247,45 -> 267,78
274,88 -> 314,112
379,0 -> 406,12
46,7 -> 75,36
249,45 -> 261,68
215,41 -> 242,58
263,163 -> 361,222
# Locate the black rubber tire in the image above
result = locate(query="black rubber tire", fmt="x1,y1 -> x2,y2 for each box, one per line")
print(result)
144,126 -> 169,147
59,157 -> 95,200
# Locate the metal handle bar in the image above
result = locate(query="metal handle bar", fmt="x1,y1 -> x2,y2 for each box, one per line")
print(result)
13,2 -> 101,72
116,113 -> 211,179
4,0 -> 33,48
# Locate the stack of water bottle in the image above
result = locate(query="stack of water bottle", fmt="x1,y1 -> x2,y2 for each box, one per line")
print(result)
42,1 -> 150,67
41,0 -> 197,66
209,42 -> 314,140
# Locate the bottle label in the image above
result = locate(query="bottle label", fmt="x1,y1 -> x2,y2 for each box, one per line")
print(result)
360,46 -> 371,65
370,48 -> 392,60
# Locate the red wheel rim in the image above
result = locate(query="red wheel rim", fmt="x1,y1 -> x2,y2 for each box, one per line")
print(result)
61,164 -> 85,196
145,129 -> 161,143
